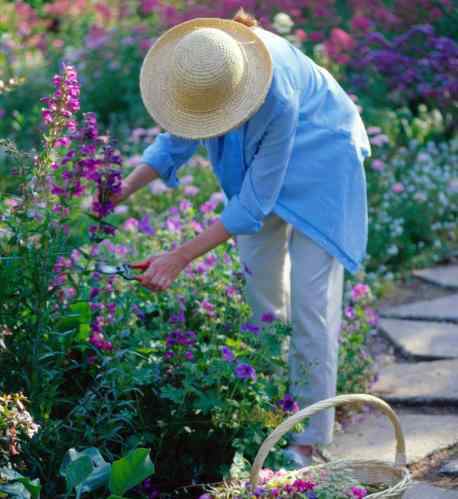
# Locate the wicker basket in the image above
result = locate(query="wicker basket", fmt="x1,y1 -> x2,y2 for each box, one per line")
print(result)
250,394 -> 412,498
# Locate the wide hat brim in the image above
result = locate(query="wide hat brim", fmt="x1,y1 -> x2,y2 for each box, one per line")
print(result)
139,18 -> 273,140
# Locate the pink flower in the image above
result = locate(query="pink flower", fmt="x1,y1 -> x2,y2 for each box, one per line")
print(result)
351,15 -> 372,32
200,200 -> 217,214
371,159 -> 385,171
392,182 -> 404,193
370,134 -> 389,146
181,174 -> 194,185
179,199 -> 192,213
199,300 -> 216,317
309,31 -> 324,42
5,198 -> 19,208
330,28 -> 354,51
209,191 -> 225,206
149,179 -> 169,194
63,287 -> 76,300
351,283 -> 370,302
55,136 -> 71,148
294,28 -> 307,42
123,218 -> 139,232
184,185 -> 199,197
351,486 -> 367,498
367,126 -> 382,135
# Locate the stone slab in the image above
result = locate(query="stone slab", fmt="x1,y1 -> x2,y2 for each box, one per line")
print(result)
370,359 -> 458,404
403,482 -> 458,498
380,294 -> 458,323
440,460 -> 458,477
329,410 -> 458,465
414,265 -> 458,290
379,318 -> 458,359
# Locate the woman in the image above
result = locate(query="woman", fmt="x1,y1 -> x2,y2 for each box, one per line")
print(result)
110,9 -> 371,465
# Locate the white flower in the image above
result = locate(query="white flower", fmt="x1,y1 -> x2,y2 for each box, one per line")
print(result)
272,12 -> 294,34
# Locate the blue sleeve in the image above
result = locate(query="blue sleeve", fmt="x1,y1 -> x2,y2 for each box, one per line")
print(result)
219,93 -> 299,235
141,132 -> 199,188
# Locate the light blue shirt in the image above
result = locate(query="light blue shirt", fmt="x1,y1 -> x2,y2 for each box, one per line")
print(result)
141,27 -> 371,274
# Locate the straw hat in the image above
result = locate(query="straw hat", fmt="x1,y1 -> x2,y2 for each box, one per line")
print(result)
139,17 -> 273,140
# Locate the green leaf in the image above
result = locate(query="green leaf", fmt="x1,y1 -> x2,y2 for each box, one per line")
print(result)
109,448 -> 154,496
59,447 -> 111,498
63,456 -> 92,493
0,469 -> 40,499
0,482 -> 31,498
56,301 -> 91,333
76,464 -> 111,499
77,323 -> 90,341
107,496 -> 126,499
15,479 -> 41,499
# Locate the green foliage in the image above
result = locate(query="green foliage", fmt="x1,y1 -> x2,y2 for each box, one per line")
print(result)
58,446 -> 153,498
109,448 -> 154,496
0,467 -> 41,499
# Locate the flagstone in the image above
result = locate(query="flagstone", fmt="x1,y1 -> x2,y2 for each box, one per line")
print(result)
413,265 -> 458,290
329,411 -> 458,465
402,482 -> 458,498
379,319 -> 458,359
439,460 -> 458,477
370,359 -> 458,404
380,294 -> 458,323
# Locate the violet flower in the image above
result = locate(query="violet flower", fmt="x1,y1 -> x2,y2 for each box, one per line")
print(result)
235,363 -> 256,381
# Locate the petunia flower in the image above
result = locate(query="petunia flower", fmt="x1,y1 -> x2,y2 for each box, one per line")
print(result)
235,363 -> 256,381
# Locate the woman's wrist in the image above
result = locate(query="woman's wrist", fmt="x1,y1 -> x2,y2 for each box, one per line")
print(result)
172,247 -> 193,267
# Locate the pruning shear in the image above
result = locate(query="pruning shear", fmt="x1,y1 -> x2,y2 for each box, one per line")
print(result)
94,260 -> 149,281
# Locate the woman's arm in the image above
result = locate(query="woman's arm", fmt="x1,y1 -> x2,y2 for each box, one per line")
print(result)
111,163 -> 159,205
135,220 -> 232,292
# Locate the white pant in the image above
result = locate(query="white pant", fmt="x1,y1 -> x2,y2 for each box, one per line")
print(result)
236,213 -> 344,446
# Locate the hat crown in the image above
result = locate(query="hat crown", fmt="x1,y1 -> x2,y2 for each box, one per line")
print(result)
171,27 -> 247,113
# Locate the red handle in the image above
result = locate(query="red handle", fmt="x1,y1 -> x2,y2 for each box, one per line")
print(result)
129,260 -> 150,271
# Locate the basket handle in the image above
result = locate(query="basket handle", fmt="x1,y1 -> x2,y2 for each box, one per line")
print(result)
250,393 -> 407,485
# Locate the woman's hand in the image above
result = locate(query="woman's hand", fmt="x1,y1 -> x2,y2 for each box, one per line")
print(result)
91,163 -> 161,218
132,250 -> 190,292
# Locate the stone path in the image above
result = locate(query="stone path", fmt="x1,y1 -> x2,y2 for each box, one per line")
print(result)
403,482 -> 458,498
380,293 -> 458,322
379,318 -> 458,360
331,264 -> 458,497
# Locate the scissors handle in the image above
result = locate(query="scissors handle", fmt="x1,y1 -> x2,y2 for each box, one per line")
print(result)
129,260 -> 150,271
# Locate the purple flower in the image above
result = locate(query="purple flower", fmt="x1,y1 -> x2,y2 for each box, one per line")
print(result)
261,312 -> 275,323
138,214 -> 155,236
235,363 -> 256,381
168,310 -> 185,324
240,322 -> 260,335
345,306 -> 356,320
220,346 -> 235,362
199,200 -> 217,214
277,394 -> 300,413
184,350 -> 194,361
365,306 -> 379,326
